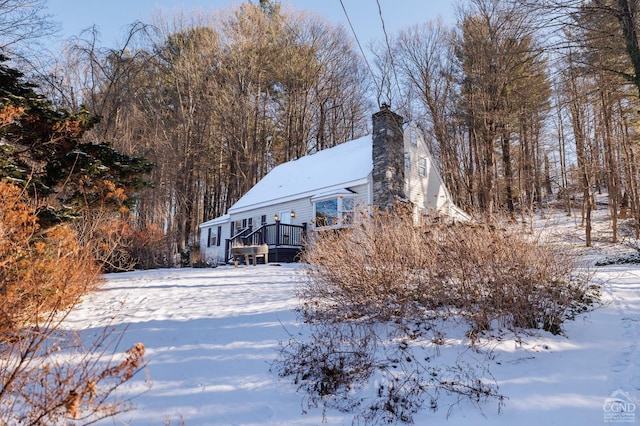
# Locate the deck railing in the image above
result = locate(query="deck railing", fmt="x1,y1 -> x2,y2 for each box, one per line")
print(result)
225,222 -> 307,262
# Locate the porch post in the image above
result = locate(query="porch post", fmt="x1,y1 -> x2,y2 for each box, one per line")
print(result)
275,219 -> 281,246
274,219 -> 280,262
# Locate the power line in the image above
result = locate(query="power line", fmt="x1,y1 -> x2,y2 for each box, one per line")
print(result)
376,0 -> 402,109
338,0 -> 382,104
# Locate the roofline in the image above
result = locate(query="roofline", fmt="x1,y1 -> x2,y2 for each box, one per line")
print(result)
199,214 -> 230,228
228,177 -> 370,214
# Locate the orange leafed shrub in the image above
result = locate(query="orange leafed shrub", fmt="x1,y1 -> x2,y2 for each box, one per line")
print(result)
96,179 -> 129,208
71,179 -> 168,271
0,181 -> 147,424
51,118 -> 84,138
0,181 -> 101,332
0,105 -> 25,128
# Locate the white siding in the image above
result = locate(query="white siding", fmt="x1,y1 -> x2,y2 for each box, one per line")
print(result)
229,198 -> 313,230
403,124 -> 457,218
229,182 -> 371,231
199,216 -> 231,265
197,122 -> 467,266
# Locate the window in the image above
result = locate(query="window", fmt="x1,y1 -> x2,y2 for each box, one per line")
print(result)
208,226 -> 221,247
238,218 -> 253,230
342,197 -> 355,225
410,128 -> 418,146
261,214 -> 267,225
405,151 -> 411,169
315,198 -> 338,227
314,196 -> 356,228
419,156 -> 427,177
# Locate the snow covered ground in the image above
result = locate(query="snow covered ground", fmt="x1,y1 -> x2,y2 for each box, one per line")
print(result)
63,206 -> 640,425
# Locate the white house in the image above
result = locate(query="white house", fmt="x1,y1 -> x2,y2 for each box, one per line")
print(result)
199,106 -> 468,264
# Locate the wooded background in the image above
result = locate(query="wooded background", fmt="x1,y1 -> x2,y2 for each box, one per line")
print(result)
4,0 -> 640,265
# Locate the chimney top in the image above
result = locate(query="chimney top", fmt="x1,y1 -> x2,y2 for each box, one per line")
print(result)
379,102 -> 391,111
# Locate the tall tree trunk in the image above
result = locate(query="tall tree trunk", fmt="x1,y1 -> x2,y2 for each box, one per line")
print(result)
501,125 -> 515,217
566,54 -> 593,246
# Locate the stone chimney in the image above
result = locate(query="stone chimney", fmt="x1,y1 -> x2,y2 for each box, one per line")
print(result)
372,104 -> 405,210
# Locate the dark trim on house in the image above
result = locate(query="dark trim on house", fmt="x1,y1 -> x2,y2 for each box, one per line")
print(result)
225,221 -> 307,264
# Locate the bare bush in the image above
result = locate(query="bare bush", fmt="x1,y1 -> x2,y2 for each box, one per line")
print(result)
0,181 -> 146,424
276,205 -> 597,423
276,316 -> 504,424
74,212 -> 168,272
301,205 -> 595,336
72,180 -> 168,272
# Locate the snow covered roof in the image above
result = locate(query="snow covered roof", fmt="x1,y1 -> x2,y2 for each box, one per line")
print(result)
199,214 -> 230,228
229,135 -> 372,213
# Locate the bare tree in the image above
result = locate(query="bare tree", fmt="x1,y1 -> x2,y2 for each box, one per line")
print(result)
60,3 -> 370,264
393,20 -> 471,210
552,0 -> 640,244
562,49 -> 597,246
0,0 -> 56,62
515,0 -> 640,97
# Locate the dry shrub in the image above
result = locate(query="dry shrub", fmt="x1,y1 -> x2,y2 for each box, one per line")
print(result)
0,182 -> 101,331
2,332 -> 147,425
74,209 -> 137,273
70,179 -> 168,272
0,181 -> 147,424
74,211 -> 168,272
300,206 -> 437,322
129,221 -> 168,269
278,205 -> 596,423
301,205 -> 595,335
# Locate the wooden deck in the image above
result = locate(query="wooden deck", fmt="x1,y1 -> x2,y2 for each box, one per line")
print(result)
225,222 -> 307,264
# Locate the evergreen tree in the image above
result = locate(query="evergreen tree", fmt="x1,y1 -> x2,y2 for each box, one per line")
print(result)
0,55 -> 152,226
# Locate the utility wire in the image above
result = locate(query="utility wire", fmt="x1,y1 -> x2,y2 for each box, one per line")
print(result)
338,0 -> 383,104
376,0 -> 403,109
